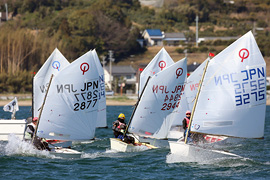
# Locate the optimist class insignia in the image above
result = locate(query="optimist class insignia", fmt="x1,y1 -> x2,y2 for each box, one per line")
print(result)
176,68 -> 183,79
52,61 -> 61,71
158,60 -> 166,70
80,63 -> 89,75
239,48 -> 249,62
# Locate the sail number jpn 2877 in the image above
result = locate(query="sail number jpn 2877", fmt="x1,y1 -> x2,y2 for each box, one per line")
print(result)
56,80 -> 99,111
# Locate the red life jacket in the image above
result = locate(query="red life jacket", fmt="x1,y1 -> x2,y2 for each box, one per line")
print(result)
184,117 -> 190,128
117,121 -> 125,129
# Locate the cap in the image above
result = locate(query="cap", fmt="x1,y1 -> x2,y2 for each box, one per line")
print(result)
186,110 -> 191,115
33,117 -> 38,122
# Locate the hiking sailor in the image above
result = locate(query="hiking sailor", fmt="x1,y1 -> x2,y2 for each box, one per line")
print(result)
24,117 -> 51,151
112,113 -> 135,144
24,117 -> 38,141
112,113 -> 127,140
182,110 -> 191,139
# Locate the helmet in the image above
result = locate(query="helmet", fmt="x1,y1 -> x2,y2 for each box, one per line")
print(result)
186,110 -> 191,115
118,113 -> 125,119
33,117 -> 38,122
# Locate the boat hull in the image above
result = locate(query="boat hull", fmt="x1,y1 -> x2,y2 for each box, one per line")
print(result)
50,147 -> 82,158
0,119 -> 27,141
168,141 -> 240,162
47,140 -> 72,148
110,138 -> 157,152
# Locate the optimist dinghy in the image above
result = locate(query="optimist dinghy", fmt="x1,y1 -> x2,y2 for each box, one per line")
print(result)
168,31 -> 267,162
33,48 -> 71,147
33,50 -> 102,157
110,57 -> 187,151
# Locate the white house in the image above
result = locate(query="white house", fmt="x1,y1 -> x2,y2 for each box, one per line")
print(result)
104,65 -> 137,93
142,29 -> 164,46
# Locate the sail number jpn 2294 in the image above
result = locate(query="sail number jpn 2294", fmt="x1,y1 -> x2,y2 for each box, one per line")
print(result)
152,85 -> 185,111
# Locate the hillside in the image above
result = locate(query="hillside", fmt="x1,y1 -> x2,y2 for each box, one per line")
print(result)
0,0 -> 270,93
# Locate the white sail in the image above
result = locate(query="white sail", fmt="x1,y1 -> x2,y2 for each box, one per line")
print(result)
185,59 -> 208,110
37,50 -> 100,140
139,47 -> 174,96
169,59 -> 208,127
33,48 -> 70,117
190,31 -> 266,138
129,58 -> 187,139
92,49 -> 107,128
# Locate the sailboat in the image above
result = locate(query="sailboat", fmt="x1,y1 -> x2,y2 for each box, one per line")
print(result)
168,31 -> 266,162
168,57 -> 227,143
35,50 -> 101,157
33,48 -> 71,147
0,97 -> 27,141
110,57 -> 187,152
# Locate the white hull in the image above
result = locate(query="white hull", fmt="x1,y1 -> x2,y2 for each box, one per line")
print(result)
0,119 -> 27,141
110,138 -> 157,152
168,141 -> 240,162
46,140 -> 72,148
133,135 -> 169,148
50,147 -> 82,158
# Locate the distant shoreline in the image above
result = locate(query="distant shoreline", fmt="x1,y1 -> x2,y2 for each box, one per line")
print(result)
0,99 -> 137,106
0,99 -> 270,106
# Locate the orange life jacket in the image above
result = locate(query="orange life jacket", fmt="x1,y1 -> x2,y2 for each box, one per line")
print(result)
184,117 -> 190,128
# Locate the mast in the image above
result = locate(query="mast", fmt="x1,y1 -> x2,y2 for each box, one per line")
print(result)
32,74 -> 54,144
184,58 -> 210,144
32,76 -> 34,120
123,76 -> 151,137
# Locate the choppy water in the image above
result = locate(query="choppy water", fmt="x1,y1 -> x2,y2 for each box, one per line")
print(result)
0,106 -> 269,179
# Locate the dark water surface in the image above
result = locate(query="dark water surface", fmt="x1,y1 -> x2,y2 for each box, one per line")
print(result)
0,106 -> 269,179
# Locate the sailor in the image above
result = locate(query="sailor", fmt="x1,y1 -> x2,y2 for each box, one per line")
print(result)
112,113 -> 127,140
112,113 -> 135,144
24,117 -> 38,141
182,110 -> 191,139
24,117 -> 51,151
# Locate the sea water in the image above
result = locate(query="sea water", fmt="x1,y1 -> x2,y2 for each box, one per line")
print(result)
0,106 -> 269,179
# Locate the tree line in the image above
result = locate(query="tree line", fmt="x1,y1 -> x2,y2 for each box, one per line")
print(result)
0,0 -> 269,93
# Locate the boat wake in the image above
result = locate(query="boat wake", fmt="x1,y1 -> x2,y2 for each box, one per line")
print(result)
3,134 -> 51,158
